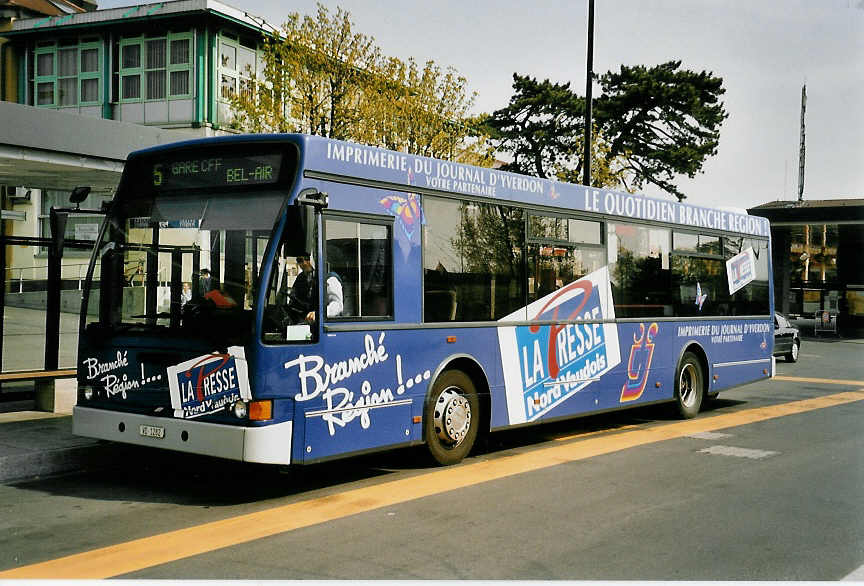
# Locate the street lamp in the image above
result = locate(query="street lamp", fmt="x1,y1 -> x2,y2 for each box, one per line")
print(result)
583,0 -> 595,188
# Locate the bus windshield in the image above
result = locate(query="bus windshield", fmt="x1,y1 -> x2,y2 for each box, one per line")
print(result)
83,190 -> 286,343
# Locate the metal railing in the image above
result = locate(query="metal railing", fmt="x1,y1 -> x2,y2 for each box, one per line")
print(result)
8,262 -> 92,292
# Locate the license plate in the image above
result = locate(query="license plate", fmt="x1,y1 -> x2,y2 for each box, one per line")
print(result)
139,424 -> 165,439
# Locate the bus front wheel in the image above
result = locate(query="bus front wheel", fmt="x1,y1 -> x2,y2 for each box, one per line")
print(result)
424,369 -> 479,466
674,352 -> 704,419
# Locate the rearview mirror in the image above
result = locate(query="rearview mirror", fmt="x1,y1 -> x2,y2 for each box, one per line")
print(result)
282,205 -> 316,257
296,187 -> 329,209
70,186 -> 91,205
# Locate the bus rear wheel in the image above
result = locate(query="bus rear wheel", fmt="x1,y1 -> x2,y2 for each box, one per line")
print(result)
674,352 -> 704,419
424,369 -> 479,466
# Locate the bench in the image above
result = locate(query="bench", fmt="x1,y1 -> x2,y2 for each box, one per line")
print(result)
0,369 -> 77,413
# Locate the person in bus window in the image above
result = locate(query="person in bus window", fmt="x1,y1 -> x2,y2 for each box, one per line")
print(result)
324,269 -> 343,319
288,253 -> 342,323
199,268 -> 212,294
181,282 -> 192,306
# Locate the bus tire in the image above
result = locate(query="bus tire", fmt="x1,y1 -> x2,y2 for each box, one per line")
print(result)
674,352 -> 704,419
424,369 -> 479,466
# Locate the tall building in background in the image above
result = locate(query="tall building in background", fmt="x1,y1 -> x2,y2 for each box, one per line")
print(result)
0,1 -> 274,372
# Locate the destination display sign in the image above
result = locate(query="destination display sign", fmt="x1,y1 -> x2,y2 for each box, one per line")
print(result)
150,153 -> 282,191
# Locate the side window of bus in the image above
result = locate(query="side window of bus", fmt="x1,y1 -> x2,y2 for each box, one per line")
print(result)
261,218 -> 320,344
607,223 -> 672,318
670,231 -> 732,317
423,197 -> 525,322
324,217 -> 393,320
527,215 -> 604,306
724,236 -> 770,315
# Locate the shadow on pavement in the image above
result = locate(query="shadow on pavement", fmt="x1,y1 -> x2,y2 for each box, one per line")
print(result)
8,395 -> 752,507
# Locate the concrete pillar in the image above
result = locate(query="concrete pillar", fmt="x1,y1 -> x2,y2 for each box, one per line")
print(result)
34,378 -> 78,414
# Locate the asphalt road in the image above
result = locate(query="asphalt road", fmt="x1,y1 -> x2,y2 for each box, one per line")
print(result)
0,338 -> 862,580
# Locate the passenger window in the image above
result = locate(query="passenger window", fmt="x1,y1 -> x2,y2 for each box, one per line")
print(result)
607,223 -> 672,318
423,197 -> 525,322
723,236 -> 770,316
527,215 -> 604,305
324,217 -> 393,319
262,221 -> 319,344
673,232 -> 720,256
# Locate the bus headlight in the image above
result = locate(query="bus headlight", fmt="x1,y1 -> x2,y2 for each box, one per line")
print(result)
232,400 -> 248,419
79,385 -> 95,401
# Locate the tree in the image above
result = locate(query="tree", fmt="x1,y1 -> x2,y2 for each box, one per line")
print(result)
483,74 -> 585,180
229,3 -> 485,163
229,4 -> 379,138
482,74 -> 627,189
455,203 -> 524,277
595,61 -> 728,201
486,62 -> 728,200
358,57 -> 481,161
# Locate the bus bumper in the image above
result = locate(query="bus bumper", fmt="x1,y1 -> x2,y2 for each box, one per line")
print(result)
73,406 -> 293,465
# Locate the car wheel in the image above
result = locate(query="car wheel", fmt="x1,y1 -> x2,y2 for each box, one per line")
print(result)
785,339 -> 800,363
674,352 -> 704,419
424,369 -> 480,466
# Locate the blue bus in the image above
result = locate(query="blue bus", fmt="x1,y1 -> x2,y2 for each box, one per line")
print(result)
73,134 -> 774,466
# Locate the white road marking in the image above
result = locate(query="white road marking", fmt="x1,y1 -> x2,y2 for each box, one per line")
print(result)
687,431 -> 733,440
699,445 -> 779,459
842,563 -> 864,580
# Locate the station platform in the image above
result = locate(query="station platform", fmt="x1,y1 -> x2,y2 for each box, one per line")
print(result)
0,410 -> 124,483
0,382 -> 121,483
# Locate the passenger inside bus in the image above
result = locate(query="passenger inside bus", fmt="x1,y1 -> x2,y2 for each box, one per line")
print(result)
285,252 -> 343,324
198,268 -> 212,295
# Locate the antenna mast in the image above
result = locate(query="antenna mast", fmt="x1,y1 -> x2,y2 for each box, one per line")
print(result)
797,84 -> 806,202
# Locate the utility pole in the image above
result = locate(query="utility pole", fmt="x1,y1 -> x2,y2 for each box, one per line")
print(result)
797,84 -> 806,202
582,0 -> 594,187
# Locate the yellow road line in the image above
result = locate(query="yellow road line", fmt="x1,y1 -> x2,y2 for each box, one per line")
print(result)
3,389 -> 864,579
552,423 -> 640,441
774,376 -> 863,386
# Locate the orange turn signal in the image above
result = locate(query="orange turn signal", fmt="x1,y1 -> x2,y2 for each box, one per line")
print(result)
249,400 -> 273,421
446,336 -> 457,344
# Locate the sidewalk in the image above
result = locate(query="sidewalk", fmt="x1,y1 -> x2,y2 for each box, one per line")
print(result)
0,410 -> 123,483
0,383 -> 120,483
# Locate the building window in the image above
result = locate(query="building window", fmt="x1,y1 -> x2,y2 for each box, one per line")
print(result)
119,32 -> 192,102
169,37 -> 191,95
58,47 -> 77,106
786,224 -> 839,286
218,33 -> 260,107
145,38 -> 167,99
33,40 -> 101,108
120,40 -> 142,100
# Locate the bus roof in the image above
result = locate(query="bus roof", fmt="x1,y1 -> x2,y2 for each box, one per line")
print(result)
127,133 -> 770,237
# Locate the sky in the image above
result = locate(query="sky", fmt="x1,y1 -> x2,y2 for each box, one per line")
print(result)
99,0 -> 864,210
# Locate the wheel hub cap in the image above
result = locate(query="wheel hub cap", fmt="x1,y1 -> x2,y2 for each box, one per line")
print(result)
434,387 -> 471,446
679,364 -> 697,407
